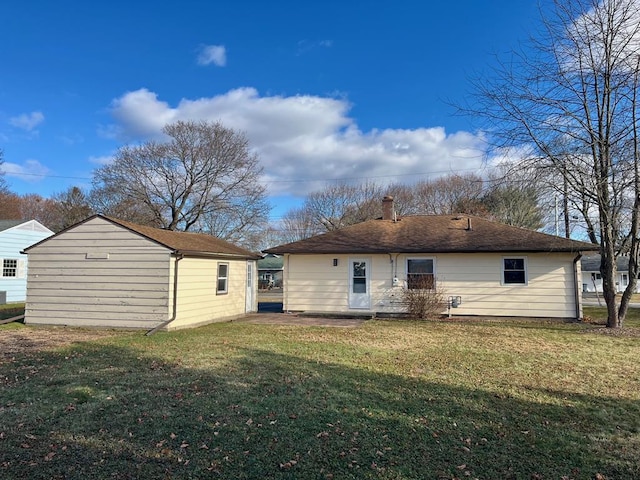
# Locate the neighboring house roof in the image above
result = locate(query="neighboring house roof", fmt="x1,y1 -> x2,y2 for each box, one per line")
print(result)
0,219 -> 53,236
258,254 -> 284,270
581,254 -> 632,272
265,215 -> 598,255
24,214 -> 260,259
0,220 -> 26,232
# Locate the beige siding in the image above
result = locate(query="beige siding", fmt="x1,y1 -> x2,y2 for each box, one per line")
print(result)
167,257 -> 251,330
283,252 -> 581,318
283,255 -> 349,312
25,217 -> 171,328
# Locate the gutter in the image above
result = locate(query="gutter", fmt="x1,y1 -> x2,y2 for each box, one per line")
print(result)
146,253 -> 184,336
176,250 -> 260,260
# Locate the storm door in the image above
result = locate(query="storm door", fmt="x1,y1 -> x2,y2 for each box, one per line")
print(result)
348,258 -> 371,309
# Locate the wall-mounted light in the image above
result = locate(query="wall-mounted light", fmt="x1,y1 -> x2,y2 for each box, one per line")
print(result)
333,258 -> 338,266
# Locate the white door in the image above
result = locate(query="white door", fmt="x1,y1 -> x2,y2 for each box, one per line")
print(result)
246,262 -> 254,312
349,258 -> 371,309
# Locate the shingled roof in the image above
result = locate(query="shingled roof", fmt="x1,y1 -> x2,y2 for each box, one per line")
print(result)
264,215 -> 598,255
0,220 -> 27,232
581,254 -> 628,272
25,214 -> 260,259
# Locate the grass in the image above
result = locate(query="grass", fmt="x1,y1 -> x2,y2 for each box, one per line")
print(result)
0,303 -> 24,321
583,305 -> 640,327
1,318 -> 639,479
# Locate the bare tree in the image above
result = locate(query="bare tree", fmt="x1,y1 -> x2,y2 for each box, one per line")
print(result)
195,182 -> 270,249
0,192 -> 21,220
278,206 -> 323,243
303,181 -> 385,231
412,174 -> 485,215
468,0 -> 640,327
480,165 -> 545,229
92,120 -> 268,234
18,194 -> 59,230
50,186 -> 95,231
89,183 -> 169,227
0,151 -> 9,195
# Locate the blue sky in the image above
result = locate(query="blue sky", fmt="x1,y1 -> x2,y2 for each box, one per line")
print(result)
0,0 -> 545,219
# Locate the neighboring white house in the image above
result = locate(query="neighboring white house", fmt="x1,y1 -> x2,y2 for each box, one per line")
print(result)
264,197 -> 599,320
581,254 -> 640,293
0,219 -> 53,304
23,215 -> 260,331
258,253 -> 284,290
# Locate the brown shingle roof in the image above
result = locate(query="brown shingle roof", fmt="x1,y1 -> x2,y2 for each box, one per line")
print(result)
265,215 -> 598,254
24,214 -> 259,258
103,216 -> 260,258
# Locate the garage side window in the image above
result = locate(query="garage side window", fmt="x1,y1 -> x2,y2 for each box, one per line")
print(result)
503,257 -> 527,285
217,263 -> 229,294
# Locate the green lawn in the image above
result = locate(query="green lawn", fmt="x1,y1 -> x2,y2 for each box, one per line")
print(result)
1,317 -> 639,479
0,303 -> 24,321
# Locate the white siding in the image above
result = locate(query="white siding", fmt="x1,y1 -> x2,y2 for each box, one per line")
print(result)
581,271 -> 639,293
283,252 -> 581,319
166,257 -> 253,330
24,217 -> 171,328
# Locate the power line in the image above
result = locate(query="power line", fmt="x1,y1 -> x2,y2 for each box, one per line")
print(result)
262,167 -> 485,185
3,166 -> 488,186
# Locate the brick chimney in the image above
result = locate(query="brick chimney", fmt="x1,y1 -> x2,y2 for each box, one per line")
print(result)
382,195 -> 394,221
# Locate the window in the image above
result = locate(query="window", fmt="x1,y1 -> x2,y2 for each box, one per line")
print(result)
2,259 -> 18,278
217,263 -> 229,294
406,258 -> 434,289
352,261 -> 367,293
503,257 -> 526,285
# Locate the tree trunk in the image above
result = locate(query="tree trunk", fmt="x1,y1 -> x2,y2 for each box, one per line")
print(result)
600,247 -> 620,328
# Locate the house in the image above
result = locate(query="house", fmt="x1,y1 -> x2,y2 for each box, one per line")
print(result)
0,219 -> 53,304
23,215 -> 260,331
258,253 -> 284,290
264,196 -> 599,319
581,254 -> 639,293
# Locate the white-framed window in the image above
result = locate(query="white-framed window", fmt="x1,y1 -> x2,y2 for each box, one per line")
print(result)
217,262 -> 229,294
2,259 -> 18,278
502,257 -> 527,285
406,257 -> 435,289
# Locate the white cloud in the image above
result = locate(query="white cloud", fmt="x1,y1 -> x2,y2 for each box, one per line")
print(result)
562,1 -> 640,74
88,154 -> 115,165
107,89 -> 176,139
296,39 -> 333,55
0,159 -> 50,181
9,111 -> 45,131
107,88 -> 487,196
197,45 -> 227,67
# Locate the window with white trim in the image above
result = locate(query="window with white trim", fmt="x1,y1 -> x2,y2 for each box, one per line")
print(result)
502,257 -> 527,285
217,262 -> 229,294
2,259 -> 18,278
406,258 -> 435,289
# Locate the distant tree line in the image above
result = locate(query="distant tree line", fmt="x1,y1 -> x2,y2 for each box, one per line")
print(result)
274,168 -> 545,244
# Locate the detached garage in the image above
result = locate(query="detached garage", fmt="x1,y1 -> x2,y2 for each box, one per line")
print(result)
23,215 -> 260,331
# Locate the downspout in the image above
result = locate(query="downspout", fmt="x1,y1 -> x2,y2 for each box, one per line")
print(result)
146,253 -> 184,336
283,254 -> 290,313
573,253 -> 582,321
